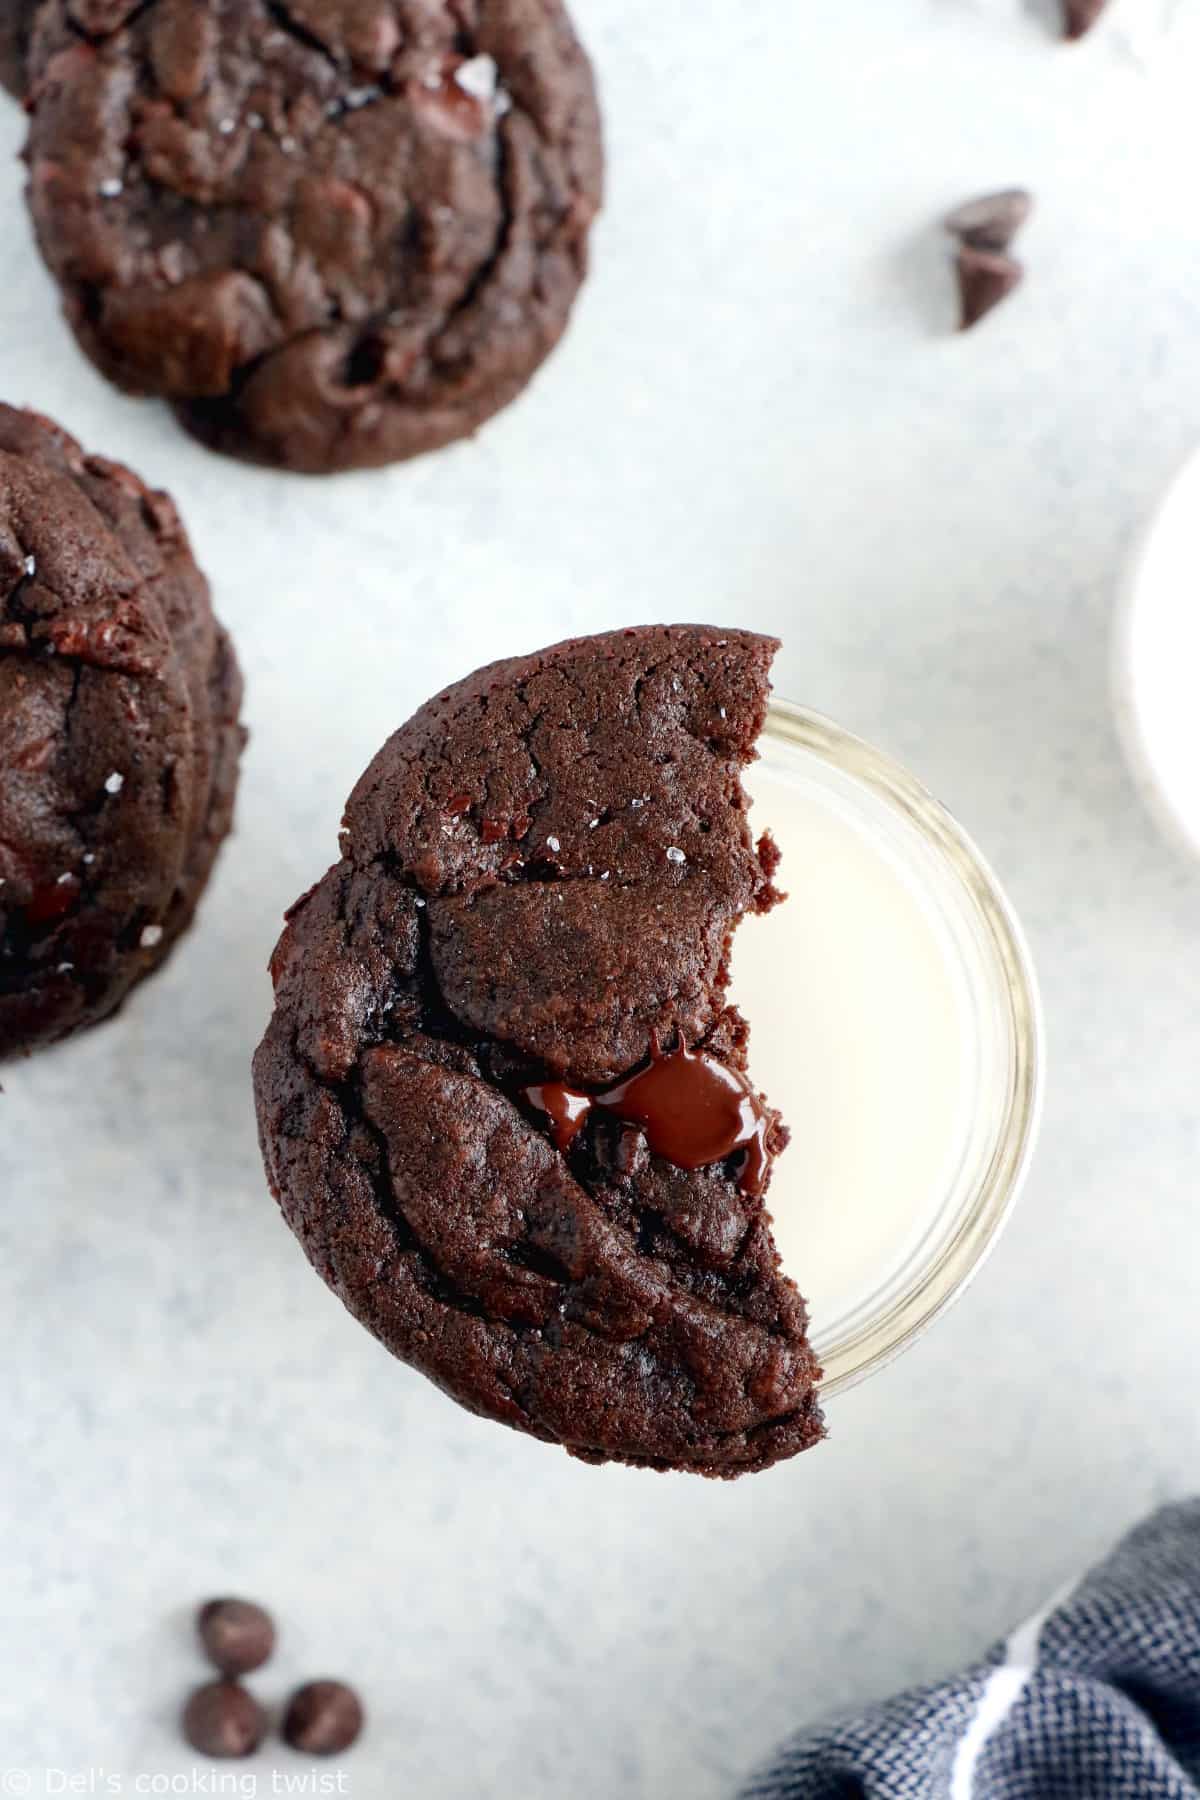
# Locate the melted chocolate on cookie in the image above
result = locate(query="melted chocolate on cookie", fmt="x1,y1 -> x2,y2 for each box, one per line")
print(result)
522,1038 -> 773,1197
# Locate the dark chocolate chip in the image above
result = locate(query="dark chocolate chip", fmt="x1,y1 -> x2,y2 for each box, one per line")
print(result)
944,189 -> 1033,253
956,246 -> 1023,331
196,1598 -> 276,1676
282,1681 -> 365,1756
1063,0 -> 1108,38
181,1682 -> 266,1759
24,874 -> 82,926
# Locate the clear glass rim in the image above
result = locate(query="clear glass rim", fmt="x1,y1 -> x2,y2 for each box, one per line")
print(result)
764,700 -> 1045,1399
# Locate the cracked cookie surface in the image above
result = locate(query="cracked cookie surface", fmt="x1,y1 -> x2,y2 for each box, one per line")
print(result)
0,403 -> 244,1058
253,625 -> 825,1477
24,0 -> 603,473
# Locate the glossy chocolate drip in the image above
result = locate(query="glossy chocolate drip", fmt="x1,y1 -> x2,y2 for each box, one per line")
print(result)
522,1081 -> 593,1154
521,1041 -> 775,1197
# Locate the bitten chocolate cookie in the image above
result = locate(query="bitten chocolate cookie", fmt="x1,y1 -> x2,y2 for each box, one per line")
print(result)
24,0 -> 603,474
254,626 -> 824,1477
0,0 -> 33,96
0,404 -> 244,1058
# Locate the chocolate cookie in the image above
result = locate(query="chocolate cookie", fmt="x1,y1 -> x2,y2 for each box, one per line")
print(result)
24,0 -> 603,474
0,0 -> 33,96
254,627 -> 825,1477
0,404 -> 244,1058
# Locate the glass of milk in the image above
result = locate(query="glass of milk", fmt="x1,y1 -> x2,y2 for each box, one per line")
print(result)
732,701 -> 1044,1396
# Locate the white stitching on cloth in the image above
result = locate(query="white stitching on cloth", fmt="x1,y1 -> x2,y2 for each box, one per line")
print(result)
949,1580 -> 1078,1799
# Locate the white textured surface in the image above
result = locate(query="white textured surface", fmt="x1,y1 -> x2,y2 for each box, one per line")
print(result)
3,2 -> 1200,1794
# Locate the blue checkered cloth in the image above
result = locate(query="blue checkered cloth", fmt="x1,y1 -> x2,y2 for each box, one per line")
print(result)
743,1501 -> 1200,1799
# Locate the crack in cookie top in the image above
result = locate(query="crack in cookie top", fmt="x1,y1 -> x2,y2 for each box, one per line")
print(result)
24,0 -> 603,471
254,626 -> 825,1477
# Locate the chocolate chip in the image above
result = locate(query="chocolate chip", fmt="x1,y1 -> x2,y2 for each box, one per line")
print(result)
944,189 -> 1033,253
1063,0 -> 1107,38
956,246 -> 1023,331
282,1681 -> 365,1756
181,1682 -> 267,1758
24,874 -> 82,925
196,1598 -> 276,1676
